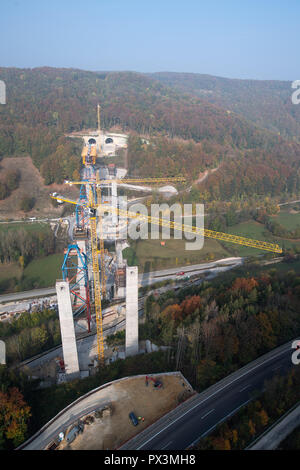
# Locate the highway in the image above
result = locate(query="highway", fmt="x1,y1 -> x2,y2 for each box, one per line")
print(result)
0,257 -> 243,304
0,287 -> 56,304
139,257 -> 242,286
120,340 -> 297,450
18,339 -> 298,450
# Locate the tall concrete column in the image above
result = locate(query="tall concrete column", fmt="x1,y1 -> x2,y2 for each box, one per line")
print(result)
125,266 -> 139,357
0,340 -> 6,365
111,181 -> 118,226
56,281 -> 80,379
115,240 -> 124,266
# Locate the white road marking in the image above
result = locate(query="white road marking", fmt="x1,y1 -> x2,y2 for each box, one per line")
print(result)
136,347 -> 289,449
239,384 -> 251,392
201,409 -> 215,419
161,441 -> 173,449
188,399 -> 252,447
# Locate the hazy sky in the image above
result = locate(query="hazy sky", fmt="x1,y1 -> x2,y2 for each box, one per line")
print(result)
0,0 -> 299,80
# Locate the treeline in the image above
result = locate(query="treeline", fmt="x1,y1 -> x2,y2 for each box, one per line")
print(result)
265,218 -> 300,240
127,134 -> 227,181
199,144 -> 300,201
0,169 -> 20,200
1,67 -> 296,190
196,367 -> 300,450
0,366 -> 35,449
0,227 -> 55,265
144,267 -> 300,390
0,309 -> 61,363
202,199 -> 280,233
1,67 -> 300,199
0,124 -> 82,185
150,72 -> 300,142
0,67 -> 278,148
127,134 -> 300,202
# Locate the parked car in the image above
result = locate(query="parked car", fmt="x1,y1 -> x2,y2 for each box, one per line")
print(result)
129,411 -> 139,426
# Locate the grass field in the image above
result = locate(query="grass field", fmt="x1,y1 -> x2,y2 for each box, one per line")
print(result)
124,218 -> 300,271
214,219 -> 300,256
0,221 -> 50,233
0,216 -> 299,292
270,211 -> 300,231
125,237 -> 230,272
23,253 -> 64,286
0,253 -> 63,292
222,220 -> 279,256
0,263 -> 21,282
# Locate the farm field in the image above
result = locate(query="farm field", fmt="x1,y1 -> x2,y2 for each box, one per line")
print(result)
125,217 -> 300,271
270,210 -> 300,231
222,220 -> 279,256
124,237 -> 231,273
0,221 -> 50,233
0,253 -> 63,293
23,253 -> 64,286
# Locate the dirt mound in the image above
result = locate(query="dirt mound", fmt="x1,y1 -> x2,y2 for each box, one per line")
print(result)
0,157 -> 79,219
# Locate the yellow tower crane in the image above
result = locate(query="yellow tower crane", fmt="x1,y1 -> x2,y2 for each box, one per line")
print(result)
51,181 -> 282,364
64,176 -> 186,186
86,184 -> 105,365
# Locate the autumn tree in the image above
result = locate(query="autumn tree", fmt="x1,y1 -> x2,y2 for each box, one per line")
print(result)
19,196 -> 35,212
0,387 -> 31,449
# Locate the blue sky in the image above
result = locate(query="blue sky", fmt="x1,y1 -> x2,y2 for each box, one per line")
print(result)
0,0 -> 299,80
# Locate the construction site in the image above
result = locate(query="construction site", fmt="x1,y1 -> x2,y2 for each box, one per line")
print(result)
49,105 -> 190,381
9,104 -> 283,449
44,104 -> 283,384
41,373 -> 194,451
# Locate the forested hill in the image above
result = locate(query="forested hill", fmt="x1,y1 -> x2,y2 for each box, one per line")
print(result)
0,66 -> 279,147
149,72 -> 300,141
0,67 -> 300,193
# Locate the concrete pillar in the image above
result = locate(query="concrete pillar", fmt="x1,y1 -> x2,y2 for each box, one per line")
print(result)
115,240 -> 123,266
111,181 -> 118,226
125,266 -> 139,357
0,340 -> 6,365
56,281 -> 80,379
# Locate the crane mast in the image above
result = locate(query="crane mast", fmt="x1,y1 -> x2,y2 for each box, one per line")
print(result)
90,214 -> 105,364
97,104 -> 101,155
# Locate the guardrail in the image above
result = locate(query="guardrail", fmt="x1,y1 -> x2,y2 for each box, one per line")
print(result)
246,400 -> 300,449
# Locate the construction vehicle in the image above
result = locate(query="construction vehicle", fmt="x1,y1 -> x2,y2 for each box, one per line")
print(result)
145,375 -> 162,389
55,357 -> 65,372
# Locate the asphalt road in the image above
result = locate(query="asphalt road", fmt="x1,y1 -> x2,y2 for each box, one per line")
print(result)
139,257 -> 243,286
122,341 -> 297,450
0,258 -> 243,303
0,287 -> 56,303
19,340 -> 298,450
